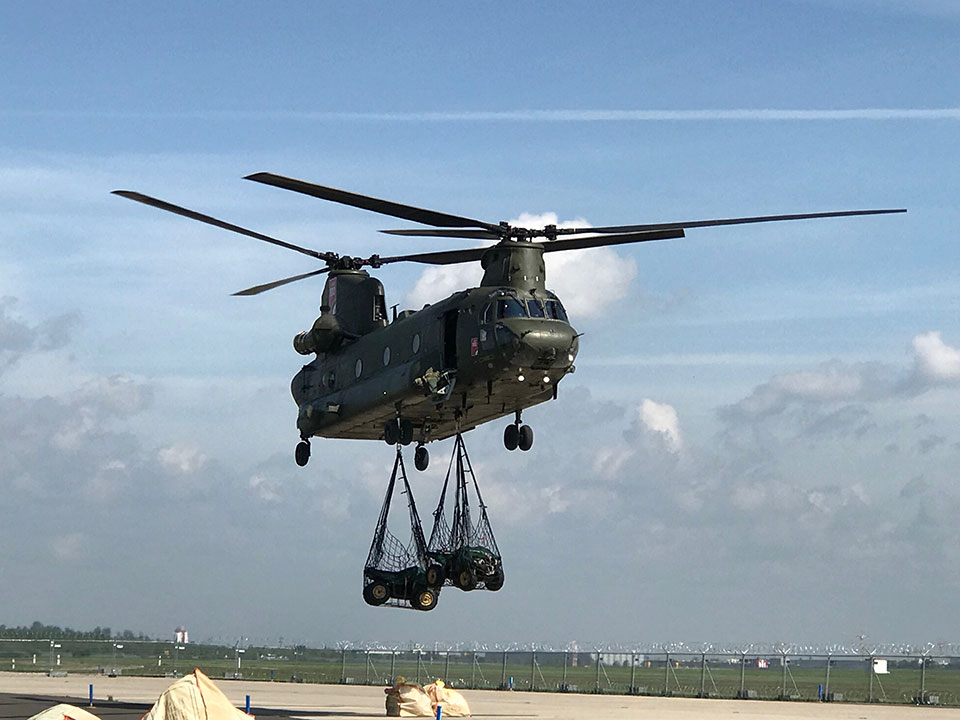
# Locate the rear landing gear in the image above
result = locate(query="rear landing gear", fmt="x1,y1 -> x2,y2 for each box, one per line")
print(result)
504,412 -> 534,452
295,439 -> 311,467
415,444 -> 430,471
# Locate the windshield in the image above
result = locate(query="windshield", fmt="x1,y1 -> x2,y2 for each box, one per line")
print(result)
526,299 -> 545,318
497,298 -> 527,319
544,299 -> 568,321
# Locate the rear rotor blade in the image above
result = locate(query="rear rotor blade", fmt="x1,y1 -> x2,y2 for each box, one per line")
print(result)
246,173 -> 500,231
112,190 -> 328,261
232,267 -> 330,296
380,228 -> 502,240
553,208 -> 907,236
543,228 -> 685,253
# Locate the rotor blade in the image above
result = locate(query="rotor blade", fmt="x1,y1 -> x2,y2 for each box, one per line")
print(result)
552,208 -> 907,236
543,228 -> 685,253
375,247 -> 489,266
245,173 -> 500,231
232,267 -> 331,296
112,190 -> 327,261
380,228 -> 501,240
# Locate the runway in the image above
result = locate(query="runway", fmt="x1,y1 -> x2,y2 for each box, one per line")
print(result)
1,672 -> 958,719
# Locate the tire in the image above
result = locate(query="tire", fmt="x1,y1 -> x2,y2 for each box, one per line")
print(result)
426,564 -> 445,587
485,566 -> 505,592
414,445 -> 430,471
456,568 -> 477,591
399,419 -> 415,446
518,425 -> 534,451
411,587 -> 438,611
363,582 -> 389,606
503,423 -> 520,451
383,419 -> 400,445
295,440 -> 311,467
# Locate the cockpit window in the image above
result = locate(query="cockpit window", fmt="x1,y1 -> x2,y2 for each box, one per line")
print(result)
526,299 -> 545,318
544,299 -> 568,321
482,302 -> 495,324
496,298 -> 527,319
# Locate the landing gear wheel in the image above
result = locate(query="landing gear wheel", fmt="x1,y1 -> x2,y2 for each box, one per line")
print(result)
363,582 -> 389,606
383,419 -> 400,445
426,564 -> 445,587
415,445 -> 430,471
518,424 -> 534,452
411,587 -> 438,611
503,424 -> 520,451
399,419 -> 414,446
456,568 -> 478,591
485,566 -> 505,592
295,440 -> 311,467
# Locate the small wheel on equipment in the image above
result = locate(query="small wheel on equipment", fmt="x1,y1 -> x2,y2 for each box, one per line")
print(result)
518,424 -> 534,451
399,419 -> 415,446
503,423 -> 520,451
414,444 -> 430,471
411,587 -> 438,611
426,563 -> 445,587
383,419 -> 400,445
485,566 -> 505,592
363,582 -> 389,606
295,440 -> 311,467
456,567 -> 478,591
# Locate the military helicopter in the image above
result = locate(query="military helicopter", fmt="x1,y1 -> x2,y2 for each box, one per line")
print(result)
114,174 -> 904,471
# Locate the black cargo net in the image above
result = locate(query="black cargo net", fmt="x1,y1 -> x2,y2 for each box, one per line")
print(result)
428,433 -> 500,559
365,445 -> 429,573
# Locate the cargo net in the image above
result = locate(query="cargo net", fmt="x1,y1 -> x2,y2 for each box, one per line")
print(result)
427,433 -> 504,592
363,445 -> 435,610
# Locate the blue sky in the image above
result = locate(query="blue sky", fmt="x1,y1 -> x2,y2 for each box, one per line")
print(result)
1,1 -> 959,649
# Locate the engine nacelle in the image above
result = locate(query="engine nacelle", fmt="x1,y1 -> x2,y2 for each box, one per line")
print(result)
294,314 -> 343,355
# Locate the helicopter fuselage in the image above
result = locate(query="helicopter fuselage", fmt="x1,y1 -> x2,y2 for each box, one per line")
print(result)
291,278 -> 578,445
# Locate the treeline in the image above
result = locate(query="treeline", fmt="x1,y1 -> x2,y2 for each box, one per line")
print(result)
0,621 -> 153,641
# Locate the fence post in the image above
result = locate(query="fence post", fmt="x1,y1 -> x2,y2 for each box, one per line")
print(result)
868,656 -> 874,702
529,651 -> 536,691
823,654 -> 831,701
471,652 -> 477,688
561,652 -> 568,690
629,653 -> 636,694
390,651 -> 396,684
699,653 -> 706,698
919,656 -> 927,702
663,653 -> 670,696
780,654 -> 787,700
444,652 -> 450,683
594,652 -> 601,693
500,651 -> 507,689
340,648 -> 347,684
365,650 -> 370,684
417,652 -> 424,686
739,653 -> 746,698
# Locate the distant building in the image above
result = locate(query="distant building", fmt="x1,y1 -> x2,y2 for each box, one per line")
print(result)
175,627 -> 189,644
756,658 -> 769,669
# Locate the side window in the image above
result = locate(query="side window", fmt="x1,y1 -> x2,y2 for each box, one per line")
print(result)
496,298 -> 527,319
526,299 -> 545,318
545,299 -> 568,321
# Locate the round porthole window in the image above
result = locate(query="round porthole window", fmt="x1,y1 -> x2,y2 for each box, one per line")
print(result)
412,333 -> 421,354
355,358 -> 363,378
383,346 -> 391,366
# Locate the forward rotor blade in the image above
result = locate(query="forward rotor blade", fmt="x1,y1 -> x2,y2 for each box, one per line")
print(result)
380,228 -> 502,240
553,208 -> 907,236
232,267 -> 331,296
245,173 -> 500,231
543,228 -> 685,253
375,247 -> 489,266
112,190 -> 327,260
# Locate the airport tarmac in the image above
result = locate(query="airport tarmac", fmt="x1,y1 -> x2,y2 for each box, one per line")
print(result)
2,671 -> 960,720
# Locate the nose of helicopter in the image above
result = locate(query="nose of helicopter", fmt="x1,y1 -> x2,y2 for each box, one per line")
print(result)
516,323 -> 579,370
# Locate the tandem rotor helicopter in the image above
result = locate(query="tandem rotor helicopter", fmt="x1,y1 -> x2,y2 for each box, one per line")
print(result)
114,174 -> 904,471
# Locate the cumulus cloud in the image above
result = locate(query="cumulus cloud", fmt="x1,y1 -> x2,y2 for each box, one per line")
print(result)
640,398 -> 682,451
0,297 -> 79,374
911,331 -> 960,383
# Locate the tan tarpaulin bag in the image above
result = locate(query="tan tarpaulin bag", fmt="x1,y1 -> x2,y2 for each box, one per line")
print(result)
384,681 -> 434,717
139,668 -> 253,720
424,681 -> 471,717
28,704 -> 102,720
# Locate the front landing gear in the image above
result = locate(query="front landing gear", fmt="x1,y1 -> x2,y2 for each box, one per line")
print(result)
504,412 -> 534,452
415,444 -> 430,471
295,439 -> 311,467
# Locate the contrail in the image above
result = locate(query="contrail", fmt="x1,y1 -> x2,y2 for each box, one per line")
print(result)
4,108 -> 960,121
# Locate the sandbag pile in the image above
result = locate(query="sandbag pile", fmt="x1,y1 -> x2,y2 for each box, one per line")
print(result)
385,679 -> 471,717
140,668 -> 253,720
27,705 -> 102,720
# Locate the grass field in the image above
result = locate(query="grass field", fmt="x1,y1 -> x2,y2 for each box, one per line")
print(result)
2,640 -> 957,707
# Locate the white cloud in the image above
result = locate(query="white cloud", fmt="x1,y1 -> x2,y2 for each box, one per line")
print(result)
640,399 -> 682,452
912,331 -> 960,383
158,443 -> 209,474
